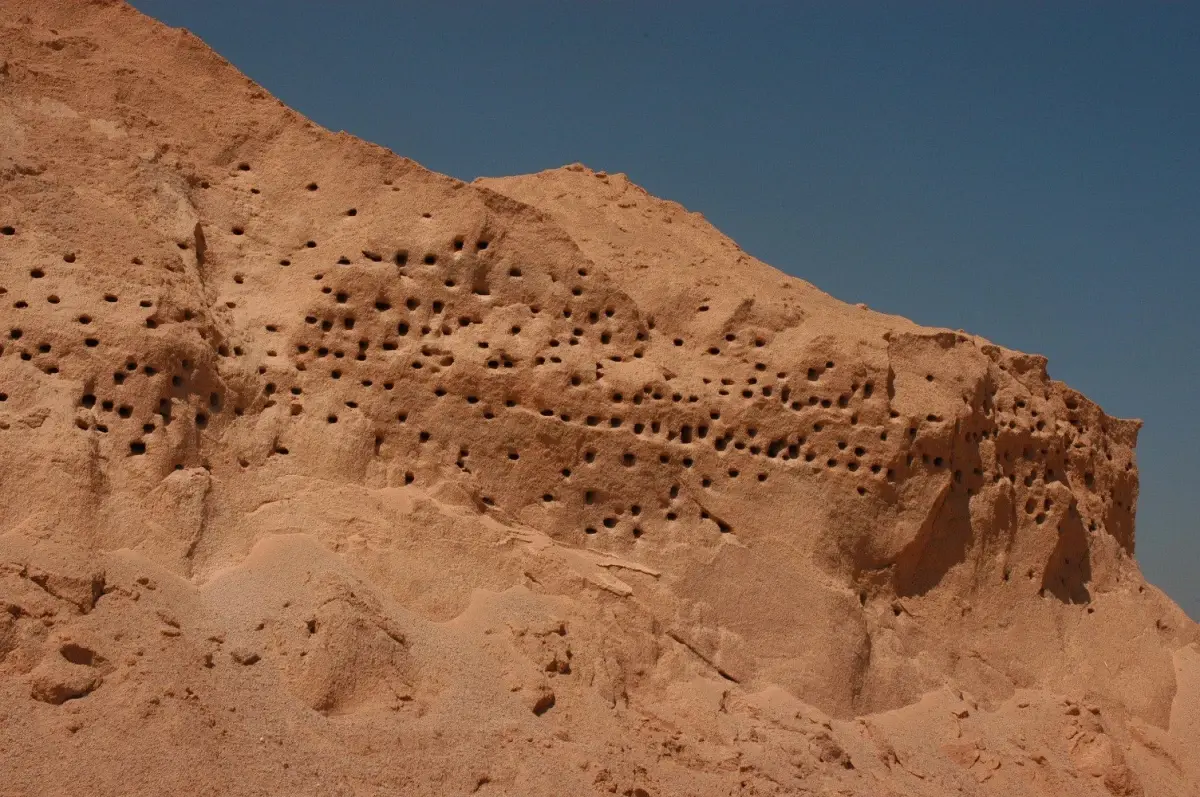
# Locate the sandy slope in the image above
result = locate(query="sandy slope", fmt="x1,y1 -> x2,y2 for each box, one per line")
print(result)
0,2 -> 1196,795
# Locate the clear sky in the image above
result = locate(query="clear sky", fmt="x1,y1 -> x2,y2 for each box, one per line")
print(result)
130,1 -> 1199,619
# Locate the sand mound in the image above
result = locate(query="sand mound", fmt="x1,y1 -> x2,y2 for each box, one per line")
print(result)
1,3 -> 1197,795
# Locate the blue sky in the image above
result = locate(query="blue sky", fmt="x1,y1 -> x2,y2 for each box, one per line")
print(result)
130,1 -> 1199,618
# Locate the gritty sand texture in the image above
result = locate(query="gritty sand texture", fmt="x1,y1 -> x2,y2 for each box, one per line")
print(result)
0,2 -> 1198,796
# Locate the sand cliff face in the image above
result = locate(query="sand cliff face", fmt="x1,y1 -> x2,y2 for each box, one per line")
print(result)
1,3 -> 1197,796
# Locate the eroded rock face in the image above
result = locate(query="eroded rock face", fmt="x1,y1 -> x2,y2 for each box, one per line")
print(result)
0,3 -> 1197,796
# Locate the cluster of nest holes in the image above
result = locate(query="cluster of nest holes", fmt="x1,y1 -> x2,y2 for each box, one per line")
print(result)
244,251 -> 1122,539
61,353 -> 227,462
0,188 -> 1132,554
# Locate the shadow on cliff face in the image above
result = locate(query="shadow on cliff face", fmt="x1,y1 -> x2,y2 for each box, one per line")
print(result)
892,483 -> 974,598
1041,503 -> 1092,604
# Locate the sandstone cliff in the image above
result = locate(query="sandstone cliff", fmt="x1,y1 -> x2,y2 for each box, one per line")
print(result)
1,3 -> 1197,796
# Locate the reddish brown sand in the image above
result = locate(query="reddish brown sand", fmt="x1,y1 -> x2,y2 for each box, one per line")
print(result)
1,3 -> 1197,795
